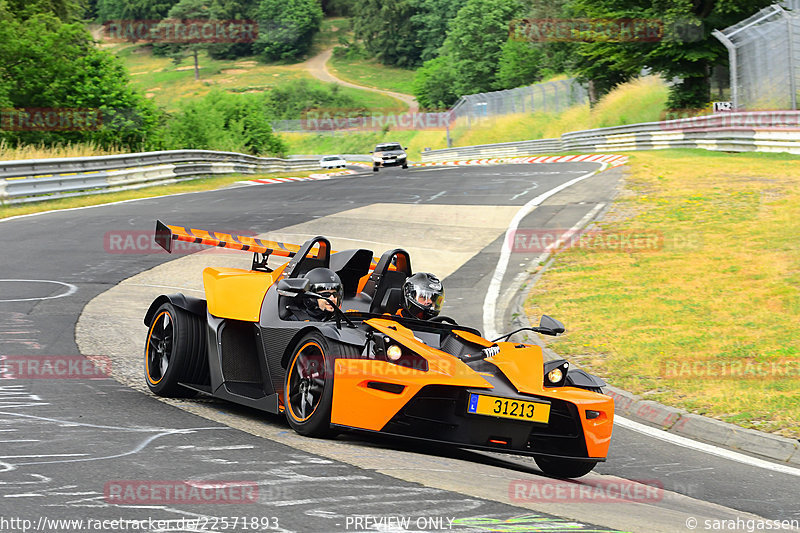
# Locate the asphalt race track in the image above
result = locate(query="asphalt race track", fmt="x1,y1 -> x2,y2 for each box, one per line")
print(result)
1,163 -> 798,533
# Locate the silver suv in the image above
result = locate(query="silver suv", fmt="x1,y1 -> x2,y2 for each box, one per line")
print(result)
371,142 -> 408,171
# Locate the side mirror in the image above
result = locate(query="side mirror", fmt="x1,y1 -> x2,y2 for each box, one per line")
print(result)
404,147 -> 408,150
369,151 -> 373,154
538,315 -> 565,336
277,278 -> 309,297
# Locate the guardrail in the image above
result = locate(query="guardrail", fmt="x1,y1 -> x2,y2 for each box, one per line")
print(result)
421,111 -> 800,161
0,150 -> 319,204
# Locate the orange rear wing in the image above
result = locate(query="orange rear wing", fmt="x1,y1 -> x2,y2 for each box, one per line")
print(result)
155,220 -> 305,257
154,220 -> 382,269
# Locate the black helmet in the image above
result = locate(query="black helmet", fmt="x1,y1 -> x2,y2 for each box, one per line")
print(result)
402,273 -> 444,320
303,268 -> 343,320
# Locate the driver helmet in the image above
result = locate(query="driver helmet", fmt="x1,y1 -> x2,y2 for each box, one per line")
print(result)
303,268 -> 343,320
402,273 -> 444,320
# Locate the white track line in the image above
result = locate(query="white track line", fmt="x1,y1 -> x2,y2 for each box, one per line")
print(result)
482,162 -> 608,340
615,416 -> 800,477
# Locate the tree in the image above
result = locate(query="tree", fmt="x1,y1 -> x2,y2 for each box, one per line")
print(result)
351,0 -> 468,67
252,0 -> 323,62
164,0 -> 212,80
6,0 -> 81,21
321,0 -> 353,16
205,0 -> 259,59
96,0 -> 180,22
351,0 -> 419,67
440,0 -> 525,95
408,0 -> 468,63
566,0 -> 775,107
495,38 -> 545,89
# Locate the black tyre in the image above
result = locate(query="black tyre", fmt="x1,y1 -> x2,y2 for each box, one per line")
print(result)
373,166 -> 379,172
402,163 -> 408,169
145,302 -> 208,398
283,332 -> 360,437
534,456 -> 598,478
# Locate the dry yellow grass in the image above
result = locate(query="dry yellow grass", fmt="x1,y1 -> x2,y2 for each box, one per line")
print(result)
0,140 -> 126,160
525,149 -> 800,437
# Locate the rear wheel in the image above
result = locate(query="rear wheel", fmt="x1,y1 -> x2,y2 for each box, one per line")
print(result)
534,456 -> 598,478
284,332 -> 360,437
373,165 -> 379,172
145,302 -> 208,397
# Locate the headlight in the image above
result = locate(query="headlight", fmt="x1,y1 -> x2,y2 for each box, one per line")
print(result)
386,345 -> 402,361
547,368 -> 563,383
543,360 -> 569,386
397,154 -> 406,159
371,333 -> 429,371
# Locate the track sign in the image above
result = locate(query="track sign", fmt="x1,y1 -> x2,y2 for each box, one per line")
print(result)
713,101 -> 733,112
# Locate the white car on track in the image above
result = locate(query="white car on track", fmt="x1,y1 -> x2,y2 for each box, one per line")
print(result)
319,155 -> 347,169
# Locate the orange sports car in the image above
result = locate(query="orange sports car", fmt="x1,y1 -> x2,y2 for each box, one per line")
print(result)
143,221 -> 614,478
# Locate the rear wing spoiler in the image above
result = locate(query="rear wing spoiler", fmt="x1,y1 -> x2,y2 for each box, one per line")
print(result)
154,220 -> 382,269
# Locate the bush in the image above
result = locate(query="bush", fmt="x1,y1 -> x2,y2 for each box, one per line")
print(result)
263,79 -> 362,120
0,12 -> 164,150
165,91 -> 286,155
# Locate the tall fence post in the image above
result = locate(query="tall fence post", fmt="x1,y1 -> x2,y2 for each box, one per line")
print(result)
782,6 -> 798,109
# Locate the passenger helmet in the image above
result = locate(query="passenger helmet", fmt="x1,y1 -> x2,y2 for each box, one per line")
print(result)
402,273 -> 444,319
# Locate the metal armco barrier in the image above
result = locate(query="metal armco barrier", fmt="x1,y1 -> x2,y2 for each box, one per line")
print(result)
0,150 -> 318,204
421,111 -> 800,162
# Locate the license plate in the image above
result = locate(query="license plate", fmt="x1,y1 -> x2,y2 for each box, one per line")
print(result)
467,393 -> 550,423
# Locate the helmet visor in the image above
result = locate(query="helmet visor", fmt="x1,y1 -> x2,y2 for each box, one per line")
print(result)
413,288 -> 444,313
312,282 -> 342,302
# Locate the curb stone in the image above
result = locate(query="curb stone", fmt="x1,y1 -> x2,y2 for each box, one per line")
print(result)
498,166 -> 800,468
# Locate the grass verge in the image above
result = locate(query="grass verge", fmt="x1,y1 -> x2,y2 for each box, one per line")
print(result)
328,55 -> 417,95
0,169 -> 338,220
524,149 -> 800,438
282,130 -> 447,159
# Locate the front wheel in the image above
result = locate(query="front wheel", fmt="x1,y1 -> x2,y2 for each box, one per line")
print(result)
401,163 -> 408,169
534,456 -> 598,478
284,332 -> 361,437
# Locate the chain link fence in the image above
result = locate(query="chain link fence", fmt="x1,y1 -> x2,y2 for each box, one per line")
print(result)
449,78 -> 588,128
271,78 -> 588,133
713,1 -> 800,110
